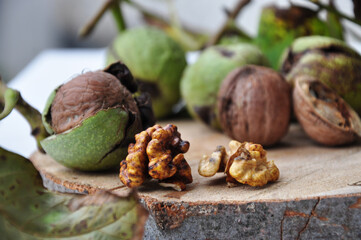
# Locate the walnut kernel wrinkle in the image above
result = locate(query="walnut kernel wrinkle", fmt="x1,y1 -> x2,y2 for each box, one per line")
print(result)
228,145 -> 279,187
199,141 -> 279,187
119,131 -> 150,188
119,124 -> 192,191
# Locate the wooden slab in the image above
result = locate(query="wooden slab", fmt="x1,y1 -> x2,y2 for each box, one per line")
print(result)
30,120 -> 361,239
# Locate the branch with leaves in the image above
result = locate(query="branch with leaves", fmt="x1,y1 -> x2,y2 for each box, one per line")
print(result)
308,0 -> 361,26
79,0 -> 126,38
0,77 -> 48,152
206,0 -> 252,47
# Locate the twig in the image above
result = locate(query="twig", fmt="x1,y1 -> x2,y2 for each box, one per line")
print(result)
111,1 -> 126,33
0,79 -> 48,152
79,0 -> 125,38
206,0 -> 252,47
0,76 -> 5,113
309,0 -> 361,26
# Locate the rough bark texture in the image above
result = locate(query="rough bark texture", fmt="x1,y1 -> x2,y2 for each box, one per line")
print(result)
142,195 -> 361,240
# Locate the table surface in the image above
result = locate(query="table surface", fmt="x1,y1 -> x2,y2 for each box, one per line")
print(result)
30,119 -> 361,203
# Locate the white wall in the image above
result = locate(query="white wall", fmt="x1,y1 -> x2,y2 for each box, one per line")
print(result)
0,0 -> 358,83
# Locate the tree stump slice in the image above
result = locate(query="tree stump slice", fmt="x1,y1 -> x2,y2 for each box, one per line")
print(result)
30,120 -> 361,239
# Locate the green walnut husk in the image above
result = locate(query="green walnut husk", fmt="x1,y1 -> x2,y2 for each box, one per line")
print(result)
41,108 -> 139,171
255,5 -> 342,69
280,35 -> 361,115
41,62 -> 153,171
106,27 -> 187,119
180,43 -> 269,129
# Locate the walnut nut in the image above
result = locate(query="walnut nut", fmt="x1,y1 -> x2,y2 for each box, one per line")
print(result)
217,65 -> 291,146
40,62 -> 155,171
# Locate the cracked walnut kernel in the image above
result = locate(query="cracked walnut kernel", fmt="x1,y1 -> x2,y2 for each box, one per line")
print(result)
199,141 -> 279,187
119,124 -> 192,191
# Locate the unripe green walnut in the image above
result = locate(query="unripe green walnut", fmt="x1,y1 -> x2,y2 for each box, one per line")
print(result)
180,43 -> 269,129
106,27 -> 187,119
256,5 -> 340,69
280,35 -> 361,115
41,62 -> 154,171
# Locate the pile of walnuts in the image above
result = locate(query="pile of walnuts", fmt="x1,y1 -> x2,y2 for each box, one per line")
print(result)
119,124 -> 192,191
198,141 -> 279,187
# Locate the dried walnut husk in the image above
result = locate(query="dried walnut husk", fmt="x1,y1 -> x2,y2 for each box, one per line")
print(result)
293,76 -> 361,146
280,35 -> 361,115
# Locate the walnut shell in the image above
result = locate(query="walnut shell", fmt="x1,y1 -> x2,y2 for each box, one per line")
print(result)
50,71 -> 139,133
217,65 -> 291,146
293,76 -> 361,146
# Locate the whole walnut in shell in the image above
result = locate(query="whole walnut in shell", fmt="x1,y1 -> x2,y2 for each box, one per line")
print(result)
217,65 -> 291,146
41,62 -> 155,171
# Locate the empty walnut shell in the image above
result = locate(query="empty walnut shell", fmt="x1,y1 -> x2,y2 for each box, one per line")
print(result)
293,76 -> 361,146
217,65 -> 291,146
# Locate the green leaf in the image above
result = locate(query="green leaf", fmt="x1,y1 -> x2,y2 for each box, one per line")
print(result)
255,5 -> 336,69
0,147 -> 148,239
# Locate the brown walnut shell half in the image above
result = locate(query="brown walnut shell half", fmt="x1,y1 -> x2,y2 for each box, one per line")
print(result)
293,76 -> 361,146
217,65 -> 291,146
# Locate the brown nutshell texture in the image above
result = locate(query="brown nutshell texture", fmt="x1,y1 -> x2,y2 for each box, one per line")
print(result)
293,76 -> 361,146
217,65 -> 291,146
50,71 -> 139,133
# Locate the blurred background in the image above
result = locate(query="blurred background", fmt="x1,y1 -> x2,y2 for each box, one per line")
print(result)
0,0 -> 359,83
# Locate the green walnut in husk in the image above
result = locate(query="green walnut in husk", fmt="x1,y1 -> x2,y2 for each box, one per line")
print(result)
180,43 -> 269,129
255,5 -> 342,69
41,62 -> 155,171
106,27 -> 187,119
280,35 -> 361,115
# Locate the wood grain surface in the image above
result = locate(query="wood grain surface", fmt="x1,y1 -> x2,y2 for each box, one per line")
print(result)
31,119 -> 361,201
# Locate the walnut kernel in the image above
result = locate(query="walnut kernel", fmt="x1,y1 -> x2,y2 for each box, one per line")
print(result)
199,141 -> 279,187
119,124 -> 192,191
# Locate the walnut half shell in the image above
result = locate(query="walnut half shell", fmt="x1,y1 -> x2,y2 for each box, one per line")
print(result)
293,76 -> 361,146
